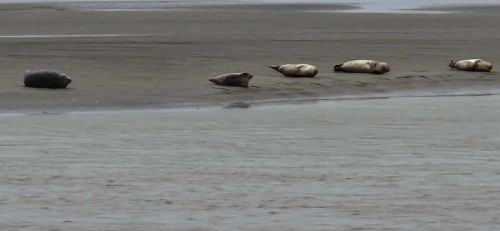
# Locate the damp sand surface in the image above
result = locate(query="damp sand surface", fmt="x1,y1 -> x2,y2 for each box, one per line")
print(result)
1,95 -> 500,230
1,2 -> 500,230
0,3 -> 500,112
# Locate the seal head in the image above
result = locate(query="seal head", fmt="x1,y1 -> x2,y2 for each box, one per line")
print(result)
372,62 -> 390,74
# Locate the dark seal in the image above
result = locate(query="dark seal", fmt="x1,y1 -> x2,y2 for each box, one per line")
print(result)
24,70 -> 72,89
209,72 -> 253,88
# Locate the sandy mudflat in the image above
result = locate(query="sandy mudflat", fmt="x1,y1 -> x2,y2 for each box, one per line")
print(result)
2,95 -> 500,231
0,2 -> 499,112
2,3 -> 500,230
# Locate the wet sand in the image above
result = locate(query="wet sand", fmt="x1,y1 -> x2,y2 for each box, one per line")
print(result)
2,2 -> 500,230
2,95 -> 500,230
0,2 -> 499,112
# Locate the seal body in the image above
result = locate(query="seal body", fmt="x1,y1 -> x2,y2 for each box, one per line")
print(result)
449,59 -> 493,72
269,64 -> 318,78
209,72 -> 253,88
24,70 -> 72,89
334,60 -> 390,74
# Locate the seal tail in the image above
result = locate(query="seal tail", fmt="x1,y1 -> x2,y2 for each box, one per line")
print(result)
334,64 -> 343,72
269,65 -> 280,72
209,78 -> 217,84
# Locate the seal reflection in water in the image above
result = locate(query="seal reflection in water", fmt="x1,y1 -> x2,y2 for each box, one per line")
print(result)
269,64 -> 318,78
334,60 -> 390,74
209,72 -> 253,88
24,70 -> 72,89
449,59 -> 493,72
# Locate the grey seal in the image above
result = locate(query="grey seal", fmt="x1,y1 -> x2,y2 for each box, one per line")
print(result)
334,60 -> 390,74
209,72 -> 253,88
449,59 -> 493,72
269,64 -> 318,78
24,70 -> 72,89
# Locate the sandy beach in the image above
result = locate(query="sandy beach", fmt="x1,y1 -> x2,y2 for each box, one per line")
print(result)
2,1 -> 500,230
0,2 -> 499,112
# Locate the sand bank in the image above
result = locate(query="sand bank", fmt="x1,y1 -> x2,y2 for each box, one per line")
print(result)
0,3 -> 499,113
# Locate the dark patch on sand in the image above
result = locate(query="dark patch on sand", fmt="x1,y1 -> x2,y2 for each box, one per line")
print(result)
223,101 -> 251,109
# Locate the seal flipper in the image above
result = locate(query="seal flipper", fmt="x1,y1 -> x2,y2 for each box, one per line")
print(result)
449,61 -> 456,68
334,64 -> 343,72
471,59 -> 481,71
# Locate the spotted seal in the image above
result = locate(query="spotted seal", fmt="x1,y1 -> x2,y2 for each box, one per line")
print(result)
334,60 -> 390,74
449,59 -> 493,72
269,64 -> 318,78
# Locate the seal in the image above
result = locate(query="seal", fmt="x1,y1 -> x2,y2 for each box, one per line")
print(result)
24,70 -> 72,89
209,72 -> 253,88
449,59 -> 493,72
269,64 -> 318,78
334,60 -> 390,74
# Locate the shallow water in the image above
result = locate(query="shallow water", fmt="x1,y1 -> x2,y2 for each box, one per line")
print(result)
0,34 -> 152,39
1,95 -> 500,230
1,0 -> 500,12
